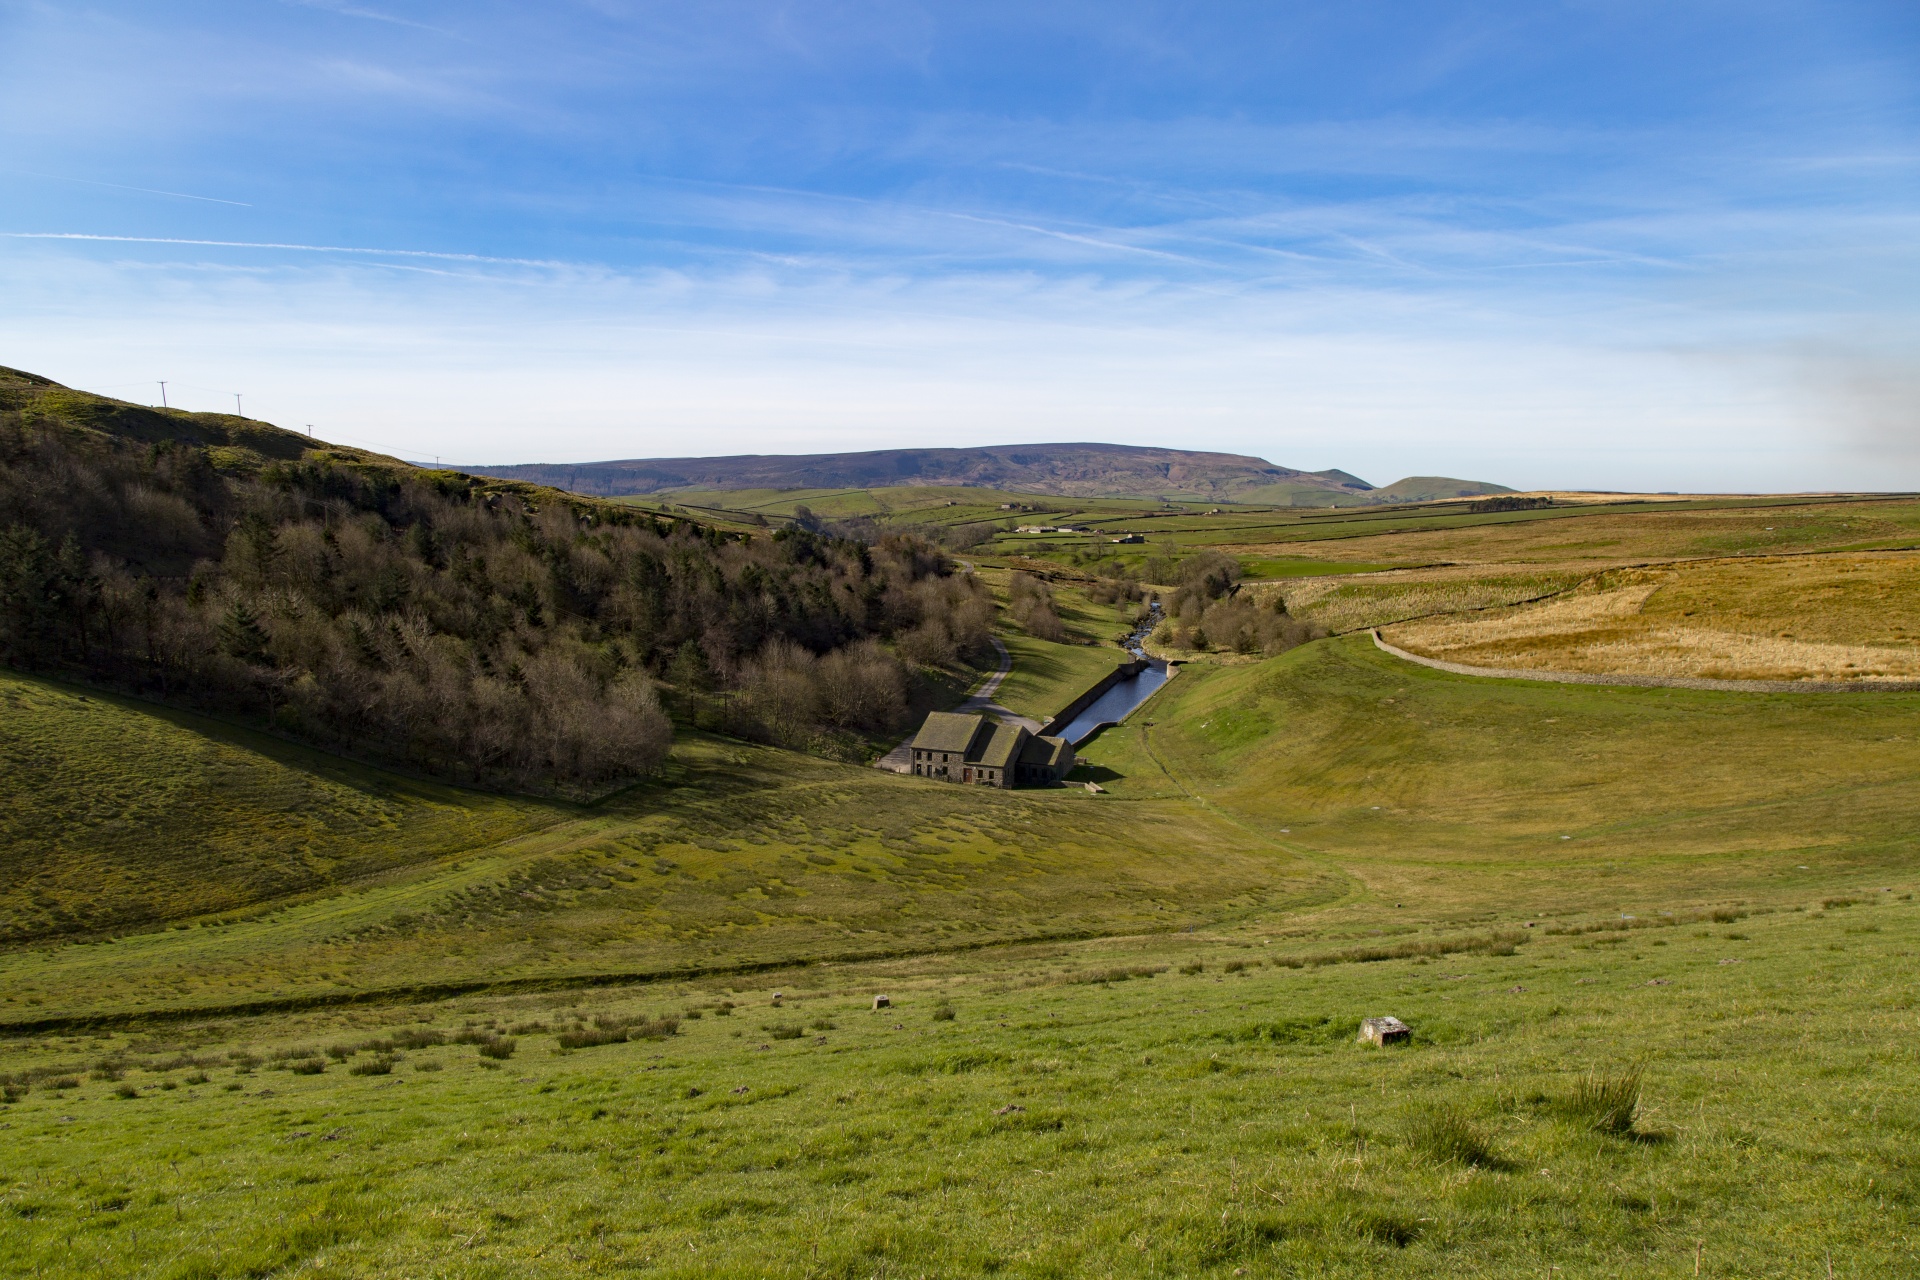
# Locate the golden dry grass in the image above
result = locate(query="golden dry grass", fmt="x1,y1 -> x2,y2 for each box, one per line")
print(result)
1255,565 -> 1591,633
1384,553 -> 1920,682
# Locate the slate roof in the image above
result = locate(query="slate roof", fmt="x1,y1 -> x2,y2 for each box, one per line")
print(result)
1019,735 -> 1073,769
976,723 -> 1028,769
912,711 -> 988,754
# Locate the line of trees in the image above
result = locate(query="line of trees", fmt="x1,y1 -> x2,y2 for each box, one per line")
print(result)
0,404 -> 989,792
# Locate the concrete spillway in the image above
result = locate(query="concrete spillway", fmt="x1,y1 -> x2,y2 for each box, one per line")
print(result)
1049,606 -> 1174,746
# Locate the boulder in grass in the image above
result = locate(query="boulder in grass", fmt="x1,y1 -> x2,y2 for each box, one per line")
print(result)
872,994 -> 891,1010
1358,1016 -> 1411,1046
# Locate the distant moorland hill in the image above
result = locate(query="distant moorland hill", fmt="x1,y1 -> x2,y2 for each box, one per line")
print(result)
447,442 -> 1511,506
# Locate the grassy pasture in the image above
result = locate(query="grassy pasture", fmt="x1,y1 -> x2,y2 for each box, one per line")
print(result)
2,886 -> 1916,1278
0,708 -> 1319,1025
1078,635 -> 1920,915
0,671 -> 552,946
1262,566 -> 1594,633
991,634 -> 1133,722
665,486 -> 1920,615
9,517 -> 1920,1275
1227,495 -> 1920,568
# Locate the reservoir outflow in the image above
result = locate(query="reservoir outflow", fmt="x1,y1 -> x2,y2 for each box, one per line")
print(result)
1055,607 -> 1174,746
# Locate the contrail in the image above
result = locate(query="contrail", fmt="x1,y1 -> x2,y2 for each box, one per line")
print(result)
0,232 -> 567,268
11,172 -> 253,207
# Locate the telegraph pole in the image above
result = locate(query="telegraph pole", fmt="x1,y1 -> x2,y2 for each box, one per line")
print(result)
234,393 -> 243,417
157,381 -> 168,408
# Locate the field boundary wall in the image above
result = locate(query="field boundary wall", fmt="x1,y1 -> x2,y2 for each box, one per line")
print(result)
1370,629 -> 1920,694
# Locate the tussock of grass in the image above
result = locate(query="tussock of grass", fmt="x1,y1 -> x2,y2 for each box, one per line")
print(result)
1273,930 -> 1527,969
1557,1065 -> 1644,1135
1404,1105 -> 1502,1169
1545,907 -> 1753,937
555,1017 -> 676,1050
1070,965 -> 1168,985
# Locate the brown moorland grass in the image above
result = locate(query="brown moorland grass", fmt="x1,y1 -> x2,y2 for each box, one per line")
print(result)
1257,565 -> 1594,634
1383,552 -> 1920,681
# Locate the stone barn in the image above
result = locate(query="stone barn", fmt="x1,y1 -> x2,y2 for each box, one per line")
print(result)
908,712 -> 1075,788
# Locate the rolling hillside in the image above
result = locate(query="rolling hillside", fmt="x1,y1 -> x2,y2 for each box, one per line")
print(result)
0,366 -> 989,793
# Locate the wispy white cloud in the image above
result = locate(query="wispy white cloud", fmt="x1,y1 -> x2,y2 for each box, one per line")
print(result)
0,232 -> 568,269
286,0 -> 457,37
0,1 -> 1913,491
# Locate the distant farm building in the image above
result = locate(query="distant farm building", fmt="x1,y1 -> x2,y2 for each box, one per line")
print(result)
908,712 -> 1075,788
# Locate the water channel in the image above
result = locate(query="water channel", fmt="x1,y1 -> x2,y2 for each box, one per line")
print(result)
1054,605 -> 1175,745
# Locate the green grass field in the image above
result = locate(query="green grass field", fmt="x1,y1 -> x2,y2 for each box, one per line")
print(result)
3,880 -> 1914,1277
7,606 -> 1920,1274
991,635 -> 1132,722
0,672 -> 553,946
1080,635 -> 1920,914
0,674 -> 1319,1026
657,483 -> 1920,601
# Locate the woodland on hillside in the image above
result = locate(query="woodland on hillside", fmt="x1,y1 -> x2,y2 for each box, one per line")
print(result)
0,382 -> 990,792
1155,550 -> 1324,655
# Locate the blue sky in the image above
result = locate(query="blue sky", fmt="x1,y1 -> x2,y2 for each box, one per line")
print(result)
2,1 -> 1916,489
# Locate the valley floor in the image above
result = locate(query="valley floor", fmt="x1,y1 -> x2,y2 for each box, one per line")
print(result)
4,636 -> 1920,1277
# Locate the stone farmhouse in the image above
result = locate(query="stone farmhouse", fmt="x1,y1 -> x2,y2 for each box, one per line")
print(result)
908,712 -> 1075,788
